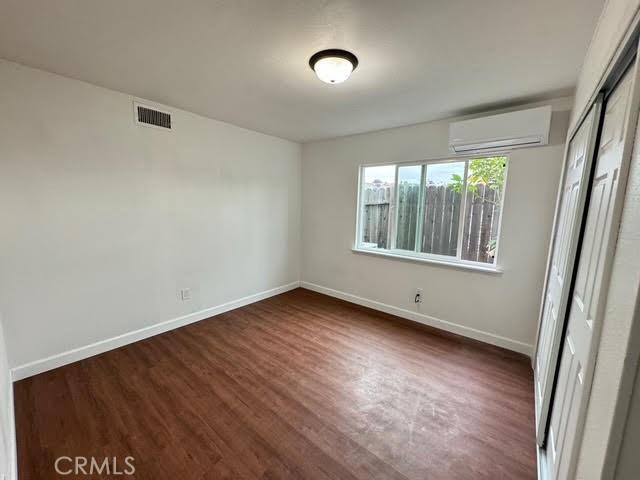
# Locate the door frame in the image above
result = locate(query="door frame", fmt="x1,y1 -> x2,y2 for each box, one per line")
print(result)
533,9 -> 640,365
537,29 -> 640,480
591,33 -> 640,479
534,97 -> 603,446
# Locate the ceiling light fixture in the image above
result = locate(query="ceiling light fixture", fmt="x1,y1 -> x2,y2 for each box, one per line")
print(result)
309,49 -> 358,84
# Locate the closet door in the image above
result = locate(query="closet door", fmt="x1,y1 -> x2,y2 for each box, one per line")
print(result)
544,62 -> 638,480
534,100 -> 602,445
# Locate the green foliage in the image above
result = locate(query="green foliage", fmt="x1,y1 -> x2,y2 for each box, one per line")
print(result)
450,173 -> 464,193
449,157 -> 507,203
486,239 -> 497,258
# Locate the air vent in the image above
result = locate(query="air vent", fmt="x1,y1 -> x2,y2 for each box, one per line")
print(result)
134,102 -> 171,130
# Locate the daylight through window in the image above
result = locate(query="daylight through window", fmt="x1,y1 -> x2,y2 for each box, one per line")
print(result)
357,156 -> 508,266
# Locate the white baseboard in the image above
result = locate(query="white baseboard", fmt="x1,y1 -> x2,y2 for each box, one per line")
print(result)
11,281 -> 301,381
11,279 -> 532,382
300,281 -> 533,357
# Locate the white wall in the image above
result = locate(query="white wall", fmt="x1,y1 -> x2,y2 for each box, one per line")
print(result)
0,313 -> 15,480
615,360 -> 640,479
571,0 -> 640,131
0,60 -> 301,370
568,2 -> 640,477
301,99 -> 570,354
576,101 -> 640,480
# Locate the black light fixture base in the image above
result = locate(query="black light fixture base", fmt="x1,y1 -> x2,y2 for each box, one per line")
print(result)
309,49 -> 359,71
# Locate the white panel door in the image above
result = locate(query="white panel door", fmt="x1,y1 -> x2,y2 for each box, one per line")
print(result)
535,102 -> 601,444
543,65 -> 637,480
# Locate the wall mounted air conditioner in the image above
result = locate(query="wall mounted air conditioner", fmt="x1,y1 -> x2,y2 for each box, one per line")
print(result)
449,105 -> 552,154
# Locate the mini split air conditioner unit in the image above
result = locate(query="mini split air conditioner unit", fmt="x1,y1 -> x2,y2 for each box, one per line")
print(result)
448,105 -> 552,154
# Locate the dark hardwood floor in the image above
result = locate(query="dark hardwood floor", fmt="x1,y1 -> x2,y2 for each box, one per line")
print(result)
15,288 -> 536,479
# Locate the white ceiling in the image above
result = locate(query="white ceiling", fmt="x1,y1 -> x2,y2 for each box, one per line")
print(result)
0,0 -> 604,142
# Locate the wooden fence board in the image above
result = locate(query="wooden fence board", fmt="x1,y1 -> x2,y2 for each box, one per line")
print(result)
432,186 -> 444,255
449,188 -> 461,256
396,183 -> 419,250
478,187 -> 497,263
361,182 -> 497,264
463,186 -> 482,261
422,186 -> 436,253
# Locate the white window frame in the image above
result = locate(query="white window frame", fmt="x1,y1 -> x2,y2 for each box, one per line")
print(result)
353,155 -> 509,273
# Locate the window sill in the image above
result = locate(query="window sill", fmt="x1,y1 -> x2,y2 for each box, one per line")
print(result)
351,247 -> 503,274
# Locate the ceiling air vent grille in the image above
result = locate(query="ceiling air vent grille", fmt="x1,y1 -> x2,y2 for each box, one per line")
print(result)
134,102 -> 172,130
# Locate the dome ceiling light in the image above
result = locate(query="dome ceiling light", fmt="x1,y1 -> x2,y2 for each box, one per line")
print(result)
309,49 -> 358,84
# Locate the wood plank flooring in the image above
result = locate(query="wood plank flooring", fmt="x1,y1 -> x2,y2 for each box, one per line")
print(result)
14,288 -> 536,479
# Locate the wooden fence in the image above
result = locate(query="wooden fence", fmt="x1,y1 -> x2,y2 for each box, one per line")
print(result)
361,185 -> 392,249
362,183 -> 500,263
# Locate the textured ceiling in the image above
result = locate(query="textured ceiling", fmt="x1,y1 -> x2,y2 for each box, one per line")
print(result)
0,0 -> 604,141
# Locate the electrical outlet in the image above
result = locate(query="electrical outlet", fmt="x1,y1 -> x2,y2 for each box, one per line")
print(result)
180,288 -> 191,301
415,288 -> 423,304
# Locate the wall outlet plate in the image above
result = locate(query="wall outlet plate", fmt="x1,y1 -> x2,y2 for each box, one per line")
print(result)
180,288 -> 191,301
415,288 -> 423,303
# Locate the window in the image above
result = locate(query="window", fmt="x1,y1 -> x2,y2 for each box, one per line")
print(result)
356,156 -> 508,267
